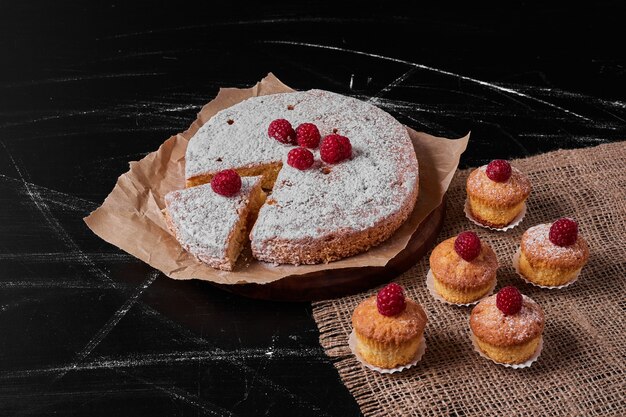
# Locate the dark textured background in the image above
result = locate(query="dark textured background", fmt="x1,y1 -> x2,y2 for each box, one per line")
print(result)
1,1 -> 624,416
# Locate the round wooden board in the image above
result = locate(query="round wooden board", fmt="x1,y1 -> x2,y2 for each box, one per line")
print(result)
213,198 -> 446,302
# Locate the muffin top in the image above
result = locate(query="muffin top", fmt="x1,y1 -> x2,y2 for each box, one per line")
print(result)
466,165 -> 531,207
470,294 -> 544,347
521,223 -> 590,269
429,236 -> 498,290
352,296 -> 427,345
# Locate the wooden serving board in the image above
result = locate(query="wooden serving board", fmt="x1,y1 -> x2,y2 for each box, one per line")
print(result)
213,198 -> 446,302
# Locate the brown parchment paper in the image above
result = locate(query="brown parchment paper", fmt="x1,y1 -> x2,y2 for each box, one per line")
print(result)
83,73 -> 469,285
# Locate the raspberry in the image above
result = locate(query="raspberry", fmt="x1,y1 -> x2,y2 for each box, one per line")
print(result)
496,286 -> 523,315
336,135 -> 352,159
320,134 -> 350,164
549,218 -> 578,247
376,283 -> 406,316
454,231 -> 482,261
486,159 -> 512,182
268,119 -> 296,144
210,169 -> 242,197
296,123 -> 321,148
287,147 -> 314,170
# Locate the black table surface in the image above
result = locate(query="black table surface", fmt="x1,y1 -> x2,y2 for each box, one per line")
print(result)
1,1 -> 624,416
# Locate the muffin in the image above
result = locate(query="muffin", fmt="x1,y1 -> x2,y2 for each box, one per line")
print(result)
518,218 -> 589,287
470,286 -> 544,364
429,231 -> 498,304
351,283 -> 427,369
466,159 -> 531,228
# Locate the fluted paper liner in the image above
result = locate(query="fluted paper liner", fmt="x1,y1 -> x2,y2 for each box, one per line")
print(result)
464,199 -> 527,231
512,249 -> 580,289
347,331 -> 426,374
470,331 -> 543,369
84,73 -> 469,285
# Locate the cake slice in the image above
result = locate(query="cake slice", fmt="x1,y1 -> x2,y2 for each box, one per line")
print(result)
163,176 -> 265,271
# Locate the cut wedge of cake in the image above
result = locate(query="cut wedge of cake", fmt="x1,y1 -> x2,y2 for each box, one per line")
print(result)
163,176 -> 266,271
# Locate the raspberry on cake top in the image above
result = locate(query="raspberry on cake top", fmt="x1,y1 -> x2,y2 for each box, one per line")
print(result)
352,283 -> 427,369
466,160 -> 531,228
353,290 -> 426,346
522,221 -> 589,265
429,231 -> 498,303
518,218 -> 589,286
466,163 -> 531,207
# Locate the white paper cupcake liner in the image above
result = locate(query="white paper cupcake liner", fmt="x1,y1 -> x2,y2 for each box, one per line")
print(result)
464,199 -> 526,232
426,269 -> 496,306
512,249 -> 580,289
348,330 -> 426,374
470,330 -> 543,369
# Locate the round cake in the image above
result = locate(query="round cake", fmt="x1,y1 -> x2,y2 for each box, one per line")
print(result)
518,219 -> 589,287
429,232 -> 498,304
470,288 -> 544,364
185,89 -> 419,265
466,160 -> 531,228
352,284 -> 427,369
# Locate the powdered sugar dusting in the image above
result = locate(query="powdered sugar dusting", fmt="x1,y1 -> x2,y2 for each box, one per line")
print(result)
186,89 -> 418,243
522,223 -> 589,263
186,95 -> 297,175
470,294 -> 544,344
164,178 -> 260,263
466,165 -> 531,205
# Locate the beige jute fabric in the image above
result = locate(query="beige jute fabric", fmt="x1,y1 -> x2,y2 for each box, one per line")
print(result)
312,141 -> 626,416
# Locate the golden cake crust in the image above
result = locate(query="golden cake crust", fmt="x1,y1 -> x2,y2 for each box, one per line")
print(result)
466,165 -> 531,208
251,182 -> 417,265
474,334 -> 542,364
467,201 -> 525,229
429,237 -> 498,291
521,223 -> 590,270
470,294 -> 544,347
351,296 -> 427,345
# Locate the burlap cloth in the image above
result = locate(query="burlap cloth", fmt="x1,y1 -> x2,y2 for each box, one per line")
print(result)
312,141 -> 626,416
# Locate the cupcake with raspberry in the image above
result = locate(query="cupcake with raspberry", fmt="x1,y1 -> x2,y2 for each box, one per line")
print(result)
466,159 -> 531,229
351,283 -> 427,369
428,231 -> 498,304
470,286 -> 544,365
517,218 -> 589,287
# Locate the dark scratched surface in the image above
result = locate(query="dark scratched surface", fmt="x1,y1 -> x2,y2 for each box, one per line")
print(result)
1,1 -> 624,416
